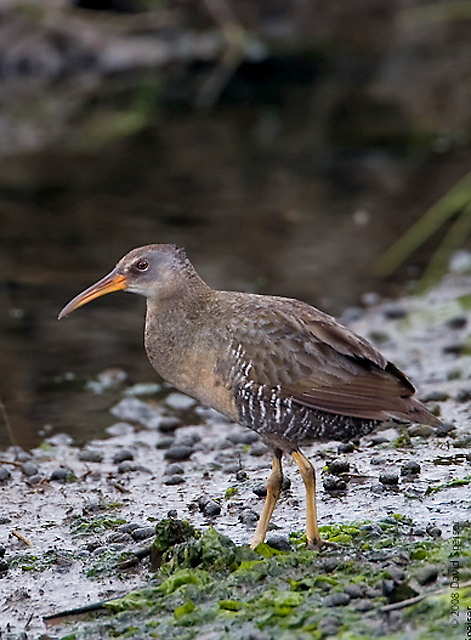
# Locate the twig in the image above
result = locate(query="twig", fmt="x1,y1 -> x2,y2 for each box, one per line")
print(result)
11,530 -> 33,546
380,580 -> 471,613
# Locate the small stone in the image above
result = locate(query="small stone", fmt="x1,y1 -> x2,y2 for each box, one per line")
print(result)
158,417 -> 181,433
50,468 -> 74,483
420,390 -> 449,402
0,560 -> 8,574
111,397 -> 161,427
25,474 -> 42,486
447,315 -> 468,330
355,599 -> 373,612
236,470 -> 248,481
0,467 -> 11,482
435,421 -> 455,437
443,342 -> 464,355
228,430 -> 258,444
323,592 -> 350,607
21,462 -> 38,477
253,483 -> 267,498
224,463 -> 241,474
107,531 -> 133,545
327,458 -> 350,475
401,461 -> 421,476
177,433 -> 201,447
426,525 -> 442,538
337,442 -> 355,454
318,616 -> 340,635
323,475 -> 347,491
164,446 -> 193,461
383,303 -> 407,320
249,442 -> 269,457
282,476 -> 291,491
344,583 -> 366,598
387,566 -> 405,582
119,523 -> 142,534
164,475 -> 186,485
131,526 -> 155,541
117,461 -> 138,473
408,424 -> 435,438
113,449 -> 134,464
239,509 -> 258,525
78,450 -> 103,463
164,463 -> 184,475
165,393 -> 195,410
416,565 -> 439,585
203,501 -> 221,517
106,422 -> 135,436
265,535 -> 291,551
379,472 -> 399,486
16,451 -> 32,463
155,437 -> 175,449
47,433 -> 74,446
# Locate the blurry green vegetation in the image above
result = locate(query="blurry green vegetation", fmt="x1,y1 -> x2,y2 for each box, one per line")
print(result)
376,171 -> 471,290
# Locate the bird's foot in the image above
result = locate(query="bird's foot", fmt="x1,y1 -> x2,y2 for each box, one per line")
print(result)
306,537 -> 340,551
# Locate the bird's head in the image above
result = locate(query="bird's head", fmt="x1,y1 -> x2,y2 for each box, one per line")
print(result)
58,244 -> 193,319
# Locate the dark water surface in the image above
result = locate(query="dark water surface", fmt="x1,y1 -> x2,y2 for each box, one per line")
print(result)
1,94 -> 469,449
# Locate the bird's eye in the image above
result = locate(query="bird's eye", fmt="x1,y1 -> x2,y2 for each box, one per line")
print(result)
135,260 -> 149,271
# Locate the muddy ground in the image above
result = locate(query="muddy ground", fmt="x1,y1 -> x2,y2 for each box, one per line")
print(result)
1,264 -> 471,639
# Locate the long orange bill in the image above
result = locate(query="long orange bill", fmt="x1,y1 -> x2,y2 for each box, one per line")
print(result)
58,270 -> 128,319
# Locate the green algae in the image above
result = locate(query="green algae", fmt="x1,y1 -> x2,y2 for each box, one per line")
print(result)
425,474 -> 471,495
57,518 -> 471,640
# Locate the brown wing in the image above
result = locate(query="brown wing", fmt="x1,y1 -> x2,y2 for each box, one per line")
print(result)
227,295 -> 440,426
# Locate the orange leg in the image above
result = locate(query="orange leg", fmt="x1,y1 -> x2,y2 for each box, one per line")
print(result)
292,449 -> 322,548
250,450 -> 283,549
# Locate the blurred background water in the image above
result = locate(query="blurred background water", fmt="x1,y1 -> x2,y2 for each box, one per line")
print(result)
1,0 -> 470,448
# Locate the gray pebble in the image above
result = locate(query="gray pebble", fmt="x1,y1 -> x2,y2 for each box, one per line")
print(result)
25,474 -> 42,486
131,526 -> 155,542
106,531 -> 133,545
117,461 -> 138,473
239,509 -> 259,525
253,484 -> 267,498
416,564 -> 439,585
408,424 -> 435,438
323,592 -> 350,607
327,458 -> 350,475
228,430 -> 258,445
0,467 -> 11,482
78,450 -> 103,463
119,523 -> 142,534
323,475 -> 347,491
236,470 -> 248,481
401,461 -> 421,476
177,433 -> 201,447
16,451 -> 32,463
164,446 -> 193,461
365,587 -> 382,598
21,462 -> 38,477
158,417 -> 181,433
387,566 -> 405,582
204,501 -> 221,517
165,393 -> 195,410
266,535 -> 291,552
344,583 -> 366,598
164,463 -> 184,475
249,442 -> 269,457
420,390 -> 449,402
106,422 -> 135,436
155,437 -> 175,450
164,475 -> 186,485
318,616 -> 340,635
379,472 -> 399,486
436,421 -> 456,437
426,525 -> 442,538
50,468 -> 74,483
224,464 -> 241,474
0,560 -> 8,574
338,442 -> 355,454
442,342 -> 464,355
447,315 -> 467,329
355,599 -> 374,611
113,449 -> 134,464
383,303 -> 407,319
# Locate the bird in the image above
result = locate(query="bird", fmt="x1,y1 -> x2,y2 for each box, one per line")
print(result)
59,244 -> 441,549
